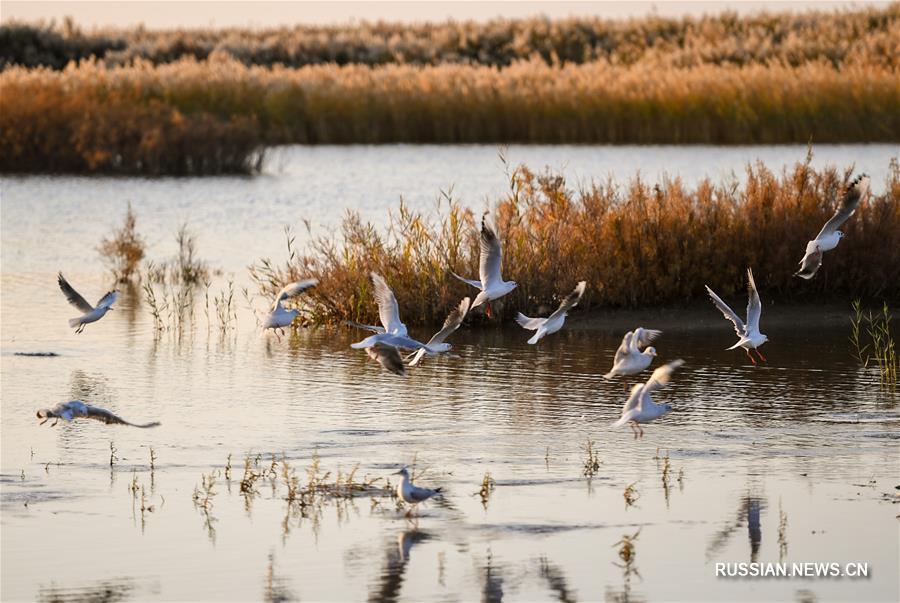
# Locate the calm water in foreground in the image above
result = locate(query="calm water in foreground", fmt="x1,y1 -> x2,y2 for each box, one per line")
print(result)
2,145 -> 898,602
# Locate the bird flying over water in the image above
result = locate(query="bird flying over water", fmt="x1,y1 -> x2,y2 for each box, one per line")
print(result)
705,268 -> 768,364
262,279 -> 318,336
365,343 -> 407,376
37,400 -> 160,428
347,272 -> 409,336
515,281 -> 586,344
393,467 -> 442,516
604,327 -> 662,378
408,297 -> 471,366
612,359 -> 683,437
795,174 -> 869,279
57,273 -> 117,333
450,216 -> 517,318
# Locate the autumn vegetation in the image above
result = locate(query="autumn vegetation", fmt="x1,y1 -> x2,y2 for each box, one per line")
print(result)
249,156 -> 900,326
0,6 -> 898,175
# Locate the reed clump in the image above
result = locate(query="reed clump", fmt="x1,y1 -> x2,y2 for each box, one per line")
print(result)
253,158 -> 900,327
850,300 -> 897,390
98,203 -> 145,282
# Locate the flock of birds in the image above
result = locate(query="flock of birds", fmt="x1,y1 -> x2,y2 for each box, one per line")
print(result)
37,174 -> 870,505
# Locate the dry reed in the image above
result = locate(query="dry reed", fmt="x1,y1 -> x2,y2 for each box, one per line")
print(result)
251,156 -> 900,327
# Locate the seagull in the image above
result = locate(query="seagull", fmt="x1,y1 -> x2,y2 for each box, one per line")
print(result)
57,273 -> 117,333
515,281 -> 586,344
366,343 -> 407,376
795,174 -> 869,279
603,328 -> 662,378
262,279 -> 318,336
351,333 -> 439,353
392,467 -> 442,516
37,400 -> 160,428
346,272 -> 408,336
408,297 -> 471,366
612,359 -> 683,437
450,216 -> 517,318
705,268 -> 768,364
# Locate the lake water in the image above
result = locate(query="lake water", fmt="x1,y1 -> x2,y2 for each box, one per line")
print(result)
2,145 -> 899,602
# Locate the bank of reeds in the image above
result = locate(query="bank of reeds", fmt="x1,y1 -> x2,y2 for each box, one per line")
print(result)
1,55 -> 898,174
252,157 -> 900,326
3,6 -> 897,70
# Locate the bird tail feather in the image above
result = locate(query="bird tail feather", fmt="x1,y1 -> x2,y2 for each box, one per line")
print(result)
68,317 -> 82,328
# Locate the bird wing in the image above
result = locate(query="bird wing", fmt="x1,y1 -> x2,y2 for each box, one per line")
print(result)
345,320 -> 385,334
427,297 -> 470,345
613,331 -> 634,364
621,383 -> 645,415
84,404 -> 160,428
449,270 -> 483,290
371,272 -> 404,334
515,313 -> 545,330
633,327 -> 662,349
272,278 -> 318,310
794,248 -> 823,279
57,273 -> 94,313
745,268 -> 762,333
814,174 -> 869,240
366,344 -> 406,376
479,217 -> 504,288
642,359 -> 684,397
408,484 -> 440,502
548,281 -> 586,320
352,333 -> 431,352
95,290 -> 118,309
705,285 -> 745,337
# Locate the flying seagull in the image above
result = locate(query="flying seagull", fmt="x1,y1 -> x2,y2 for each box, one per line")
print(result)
392,467 -> 442,516
262,279 -> 318,336
795,174 -> 869,279
37,400 -> 160,428
612,359 -> 684,437
705,268 -> 768,364
515,281 -> 586,344
450,216 -> 517,318
603,328 -> 662,378
57,273 -> 117,333
346,272 -> 409,336
366,343 -> 407,376
408,297 -> 471,366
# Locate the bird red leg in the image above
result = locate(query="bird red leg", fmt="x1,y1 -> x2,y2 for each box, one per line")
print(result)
746,349 -> 757,365
755,349 -> 767,363
485,302 -> 492,319
638,424 -> 644,438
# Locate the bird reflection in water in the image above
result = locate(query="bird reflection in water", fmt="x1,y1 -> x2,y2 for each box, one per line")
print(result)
369,529 -> 430,603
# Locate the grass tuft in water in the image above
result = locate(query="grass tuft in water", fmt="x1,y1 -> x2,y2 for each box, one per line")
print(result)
98,203 -> 145,283
623,482 -> 639,508
476,471 -> 496,508
850,300 -> 897,390
582,439 -> 601,478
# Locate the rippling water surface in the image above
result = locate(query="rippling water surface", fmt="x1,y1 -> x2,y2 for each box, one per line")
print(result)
2,145 -> 898,602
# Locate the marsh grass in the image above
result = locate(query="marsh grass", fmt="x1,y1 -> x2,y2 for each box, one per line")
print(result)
850,300 -> 897,390
476,471 -> 496,508
623,482 -> 639,508
582,439 -> 601,478
254,158 -> 899,327
98,203 -> 145,282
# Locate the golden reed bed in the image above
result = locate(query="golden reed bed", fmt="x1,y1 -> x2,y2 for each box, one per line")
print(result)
247,157 -> 900,325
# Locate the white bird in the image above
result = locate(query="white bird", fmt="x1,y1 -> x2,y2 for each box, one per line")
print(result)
393,467 -> 442,516
705,268 -> 768,364
795,174 -> 869,279
57,273 -> 117,333
365,343 -> 407,376
37,400 -> 160,428
450,216 -> 517,318
262,279 -> 318,336
515,281 -> 586,344
408,297 -> 471,366
347,272 -> 408,336
351,333 -> 439,354
603,328 -> 662,378
612,359 -> 683,437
